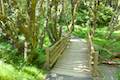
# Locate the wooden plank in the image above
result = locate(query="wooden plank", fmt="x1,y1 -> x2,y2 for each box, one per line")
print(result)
45,48 -> 50,70
50,38 -> 68,67
45,34 -> 70,69
51,38 -> 92,78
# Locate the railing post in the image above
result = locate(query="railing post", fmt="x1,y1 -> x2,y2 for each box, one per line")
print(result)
92,52 -> 98,77
44,34 -> 70,70
93,51 -> 99,77
87,32 -> 99,77
45,48 -> 50,70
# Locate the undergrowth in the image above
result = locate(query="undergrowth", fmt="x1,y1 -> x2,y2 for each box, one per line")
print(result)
73,26 -> 120,61
0,40 -> 46,80
0,61 -> 46,80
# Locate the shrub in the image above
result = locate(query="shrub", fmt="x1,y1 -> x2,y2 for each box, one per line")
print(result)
0,42 -> 23,65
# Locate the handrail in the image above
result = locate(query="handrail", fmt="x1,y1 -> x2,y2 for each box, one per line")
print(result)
87,32 -> 98,77
45,33 -> 70,70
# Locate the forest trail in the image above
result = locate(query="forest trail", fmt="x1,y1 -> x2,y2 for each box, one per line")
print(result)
46,37 -> 92,80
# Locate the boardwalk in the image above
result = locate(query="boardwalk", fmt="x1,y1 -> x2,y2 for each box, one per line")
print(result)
46,38 -> 92,80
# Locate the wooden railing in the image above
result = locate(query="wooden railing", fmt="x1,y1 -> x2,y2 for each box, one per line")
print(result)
45,33 -> 70,70
87,32 -> 99,77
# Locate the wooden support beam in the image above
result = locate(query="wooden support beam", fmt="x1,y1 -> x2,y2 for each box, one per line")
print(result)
45,33 -> 70,69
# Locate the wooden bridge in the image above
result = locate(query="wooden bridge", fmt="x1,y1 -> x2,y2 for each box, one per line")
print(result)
45,33 -> 98,80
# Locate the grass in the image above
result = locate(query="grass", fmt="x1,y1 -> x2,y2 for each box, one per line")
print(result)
0,40 -> 47,80
0,60 -> 46,80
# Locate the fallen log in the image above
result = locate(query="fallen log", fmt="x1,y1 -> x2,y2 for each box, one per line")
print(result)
102,61 -> 120,65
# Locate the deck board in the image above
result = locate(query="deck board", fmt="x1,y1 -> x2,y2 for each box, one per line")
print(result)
46,38 -> 92,80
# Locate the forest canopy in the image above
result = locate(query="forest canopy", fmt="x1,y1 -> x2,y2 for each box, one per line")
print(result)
0,0 -> 120,80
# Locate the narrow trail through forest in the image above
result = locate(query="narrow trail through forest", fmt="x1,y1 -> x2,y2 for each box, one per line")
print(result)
46,37 -> 92,80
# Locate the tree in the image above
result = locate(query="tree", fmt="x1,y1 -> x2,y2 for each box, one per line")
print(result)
0,0 -> 78,64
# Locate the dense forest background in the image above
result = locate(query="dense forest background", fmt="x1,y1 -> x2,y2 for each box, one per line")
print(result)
0,0 -> 120,80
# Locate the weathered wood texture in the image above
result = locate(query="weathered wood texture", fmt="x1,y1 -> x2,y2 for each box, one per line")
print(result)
50,38 -> 92,79
87,32 -> 99,77
45,34 -> 70,69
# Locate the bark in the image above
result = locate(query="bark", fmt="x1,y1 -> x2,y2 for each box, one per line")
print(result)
0,0 -> 5,15
45,0 -> 61,44
52,0 -> 59,41
26,0 -> 39,63
45,0 -> 55,44
68,0 -> 80,32
58,0 -> 64,38
88,0 -> 99,77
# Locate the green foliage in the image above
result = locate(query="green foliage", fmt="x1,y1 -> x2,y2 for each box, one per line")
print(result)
73,26 -> 88,38
97,4 -> 114,26
110,41 -> 120,52
93,38 -> 113,61
94,28 -> 107,38
0,61 -> 16,80
44,36 -> 51,47
95,45 -> 113,61
76,2 -> 114,27
32,48 -> 46,67
76,2 -> 89,25
0,61 -> 45,80
0,42 -> 24,65
93,28 -> 120,60
21,66 -> 45,80
0,40 -> 46,68
73,26 -> 120,61
116,70 -> 120,80
118,73 -> 120,80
